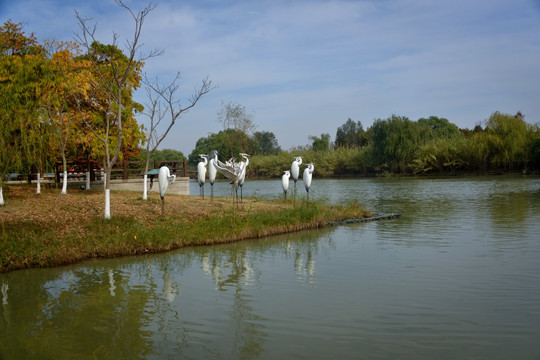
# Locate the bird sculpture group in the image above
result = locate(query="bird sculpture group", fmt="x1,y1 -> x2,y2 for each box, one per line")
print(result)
156,152 -> 314,215
197,151 -> 249,203
282,156 -> 314,201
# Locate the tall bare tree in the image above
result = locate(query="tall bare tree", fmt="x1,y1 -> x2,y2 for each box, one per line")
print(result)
141,73 -> 213,200
75,0 -> 161,218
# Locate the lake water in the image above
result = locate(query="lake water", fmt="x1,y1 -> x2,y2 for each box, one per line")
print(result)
1,176 -> 540,359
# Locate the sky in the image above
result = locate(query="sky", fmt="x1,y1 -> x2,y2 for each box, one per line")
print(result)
2,0 -> 540,154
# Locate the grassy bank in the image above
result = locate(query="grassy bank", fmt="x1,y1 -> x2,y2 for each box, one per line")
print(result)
1,185 -> 372,272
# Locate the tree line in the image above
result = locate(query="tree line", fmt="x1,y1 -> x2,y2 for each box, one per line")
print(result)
243,113 -> 540,178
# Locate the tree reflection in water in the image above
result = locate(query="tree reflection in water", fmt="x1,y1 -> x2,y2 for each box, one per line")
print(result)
0,227 -> 332,359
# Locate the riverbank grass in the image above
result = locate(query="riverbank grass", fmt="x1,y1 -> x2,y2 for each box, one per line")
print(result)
1,185 -> 372,272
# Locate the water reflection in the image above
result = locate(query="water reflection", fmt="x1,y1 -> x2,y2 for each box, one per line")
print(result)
162,272 -> 178,302
1,281 -> 7,305
1,229 -> 330,358
108,269 -> 116,296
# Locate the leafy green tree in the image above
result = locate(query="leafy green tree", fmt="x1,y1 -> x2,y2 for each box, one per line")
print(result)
188,129 -> 256,165
369,115 -> 423,173
335,118 -> 367,148
484,111 -> 528,170
412,136 -> 467,174
461,131 -> 494,172
309,133 -> 331,151
42,40 -> 90,194
0,20 -> 48,203
253,131 -> 281,155
143,149 -> 184,161
418,116 -> 461,139
215,101 -> 256,159
528,126 -> 540,170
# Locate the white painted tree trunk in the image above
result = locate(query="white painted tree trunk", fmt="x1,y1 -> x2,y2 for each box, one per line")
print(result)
104,188 -> 111,219
143,174 -> 148,200
36,173 -> 41,194
86,171 -> 91,190
0,187 -> 4,206
61,171 -> 68,194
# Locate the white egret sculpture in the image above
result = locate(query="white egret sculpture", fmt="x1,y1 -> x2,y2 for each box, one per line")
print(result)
214,154 -> 246,201
303,163 -> 314,201
214,153 -> 248,224
291,156 -> 302,200
158,166 -> 176,215
197,154 -> 208,198
236,153 -> 250,202
208,150 -> 218,201
282,170 -> 290,199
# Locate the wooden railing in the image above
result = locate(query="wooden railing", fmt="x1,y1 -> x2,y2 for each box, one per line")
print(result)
54,159 -> 198,182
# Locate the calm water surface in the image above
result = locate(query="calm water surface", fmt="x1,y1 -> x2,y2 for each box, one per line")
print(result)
1,176 -> 540,359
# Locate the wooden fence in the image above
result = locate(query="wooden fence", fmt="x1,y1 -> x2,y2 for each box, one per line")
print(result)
54,159 -> 197,182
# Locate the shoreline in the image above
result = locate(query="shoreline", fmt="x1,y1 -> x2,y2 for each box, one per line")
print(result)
1,185 -> 400,273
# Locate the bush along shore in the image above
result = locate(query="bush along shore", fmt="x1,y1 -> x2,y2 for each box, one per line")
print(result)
0,185 -> 395,273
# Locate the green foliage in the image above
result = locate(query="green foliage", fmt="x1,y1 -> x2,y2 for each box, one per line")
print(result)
0,20 -> 49,186
527,124 -> 540,169
412,136 -> 467,174
187,128 -> 257,164
138,148 -> 184,161
247,111 -> 539,177
335,118 -> 367,148
0,20 -> 147,191
253,131 -> 281,155
248,147 -> 372,178
484,111 -> 528,170
418,116 -> 461,139
248,152 -> 294,178
461,131 -> 494,172
309,133 -> 331,151
370,115 -> 425,173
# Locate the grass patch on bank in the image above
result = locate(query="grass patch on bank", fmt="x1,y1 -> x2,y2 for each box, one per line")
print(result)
1,185 -> 372,272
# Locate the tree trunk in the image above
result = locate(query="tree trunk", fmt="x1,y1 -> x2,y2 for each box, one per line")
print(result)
86,157 -> 91,190
143,174 -> 148,200
142,157 -> 150,200
36,173 -> 41,194
61,171 -> 68,194
61,155 -> 68,195
104,171 -> 111,219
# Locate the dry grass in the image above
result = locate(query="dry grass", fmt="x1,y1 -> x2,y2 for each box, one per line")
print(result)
2,185 -> 291,221
1,184 -> 372,272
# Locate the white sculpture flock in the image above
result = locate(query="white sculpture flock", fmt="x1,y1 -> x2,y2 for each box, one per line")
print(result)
155,152 -> 314,214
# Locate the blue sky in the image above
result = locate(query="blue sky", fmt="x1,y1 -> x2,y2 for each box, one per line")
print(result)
2,0 -> 540,154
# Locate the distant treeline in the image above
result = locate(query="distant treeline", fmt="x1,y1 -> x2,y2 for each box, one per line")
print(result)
246,112 -> 540,178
